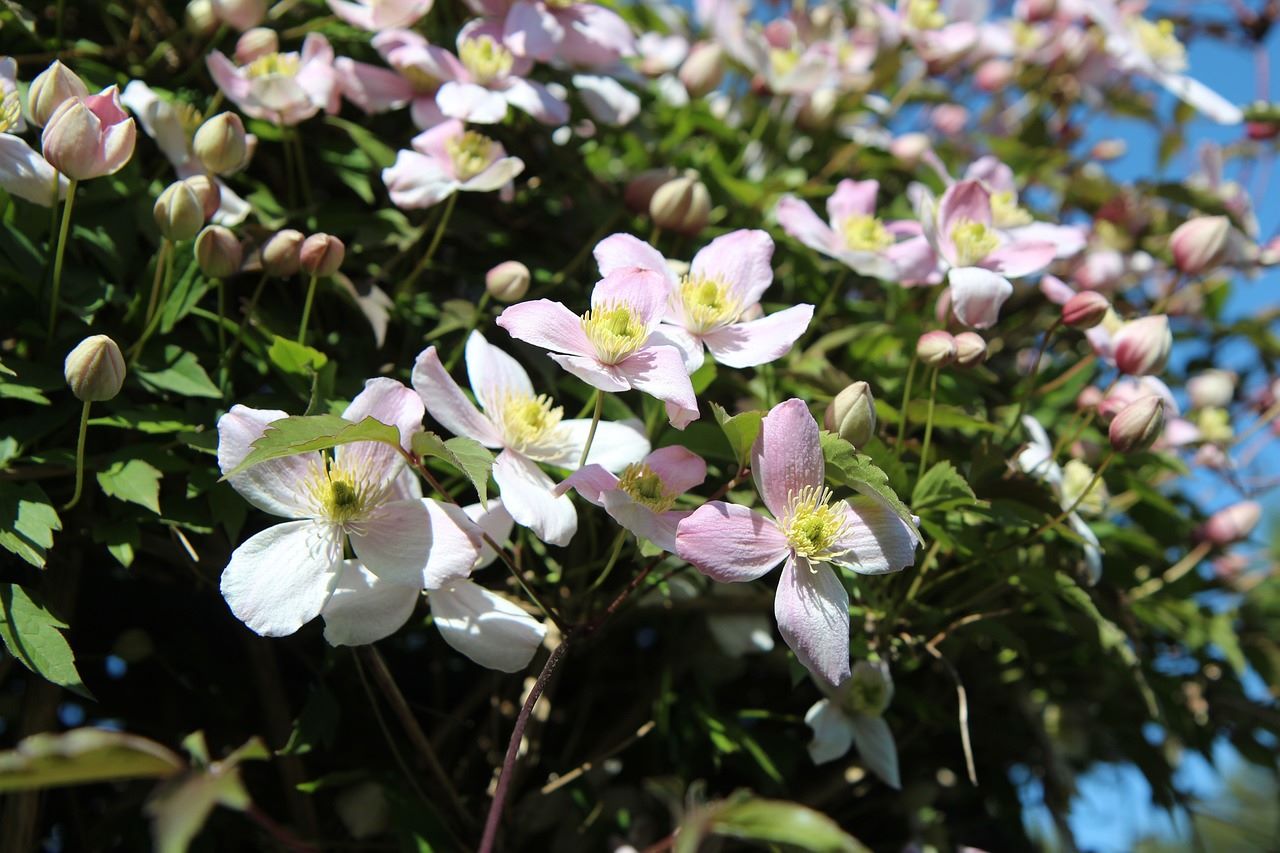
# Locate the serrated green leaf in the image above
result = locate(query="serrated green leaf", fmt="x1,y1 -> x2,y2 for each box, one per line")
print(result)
136,348 -> 221,399
224,415 -> 402,478
97,458 -> 163,514
0,482 -> 61,568
267,336 -> 328,377
911,461 -> 977,513
710,403 -> 763,468
411,431 -> 494,505
0,728 -> 183,792
0,584 -> 90,699
820,432 -> 921,541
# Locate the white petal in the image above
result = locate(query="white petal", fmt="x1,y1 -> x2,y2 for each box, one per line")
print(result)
430,579 -> 547,672
542,418 -> 650,471
321,560 -> 421,646
804,698 -> 856,765
774,558 -> 852,686
465,330 -> 535,414
217,405 -> 316,519
220,520 -> 343,637
464,499 -> 515,569
492,450 -> 577,546
848,714 -> 901,789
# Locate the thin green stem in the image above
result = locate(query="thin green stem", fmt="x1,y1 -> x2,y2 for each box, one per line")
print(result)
227,271 -> 271,366
895,355 -> 918,459
43,170 -> 60,288
589,529 -> 628,592
128,241 -> 176,365
400,193 -> 457,295
1003,319 -> 1061,441
297,274 -> 319,344
141,239 -> 172,329
46,178 -> 78,346
578,390 -> 604,469
1014,452 -> 1115,551
917,366 -> 940,480
55,0 -> 65,43
282,135 -> 297,210
63,401 -> 91,511
216,278 -> 228,392
443,291 -> 490,371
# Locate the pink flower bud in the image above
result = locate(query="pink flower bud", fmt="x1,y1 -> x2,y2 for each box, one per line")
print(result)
1077,385 -> 1104,411
1113,315 -> 1171,376
486,260 -> 531,303
1108,395 -> 1165,453
212,0 -> 266,31
28,60 -> 88,128
1089,139 -> 1126,161
193,112 -> 249,175
195,225 -> 243,278
262,229 -> 304,277
974,60 -> 1014,92
234,27 -> 278,64
680,42 -> 724,98
183,174 -> 221,220
1198,501 -> 1261,546
1187,369 -> 1236,409
930,104 -> 968,136
916,330 -> 957,367
41,86 -> 137,180
649,172 -> 710,235
299,233 -> 345,277
154,180 -> 205,241
890,133 -> 931,167
624,168 -> 677,214
1170,216 -> 1230,275
1061,291 -> 1110,329
953,332 -> 987,367
824,381 -> 876,448
64,335 -> 125,402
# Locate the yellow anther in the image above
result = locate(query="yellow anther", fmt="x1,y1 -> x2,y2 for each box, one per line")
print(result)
990,191 -> 1033,228
678,275 -> 741,333
459,36 -> 514,85
907,0 -> 945,30
769,48 -> 800,80
617,463 -> 676,512
581,303 -> 647,364
782,485 -> 851,559
497,392 -> 563,453
1132,17 -> 1186,71
840,215 -> 895,252
446,130 -> 497,181
246,53 -> 300,79
303,457 -> 381,526
0,90 -> 20,135
950,219 -> 1000,266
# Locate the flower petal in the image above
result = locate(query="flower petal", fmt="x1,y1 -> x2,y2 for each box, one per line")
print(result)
602,491 -> 681,552
804,698 -> 856,765
985,240 -> 1056,278
493,449 -> 577,546
948,266 -> 1013,329
382,149 -> 457,209
702,304 -> 814,369
321,560 -> 421,647
776,195 -> 840,256
752,398 -> 823,520
547,353 -> 631,392
220,520 -> 343,637
675,501 -> 789,582
775,557 -> 851,686
430,579 -> 547,671
937,180 -> 992,245
496,299 -> 593,356
217,405 -> 316,519
464,499 -> 514,569
411,346 -> 504,446
594,233 -> 671,281
555,464 -> 619,505
827,179 -> 879,222
503,77 -> 570,125
545,418 -> 650,471
830,496 -> 918,575
337,377 -> 424,484
591,269 -> 671,331
437,80 -> 510,124
690,229 -> 775,308
464,330 -> 534,414
645,445 -> 707,494
615,346 -> 699,429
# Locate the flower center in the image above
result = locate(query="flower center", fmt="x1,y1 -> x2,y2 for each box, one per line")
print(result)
302,456 -> 382,527
543,0 -> 581,7
907,0 -> 945,30
1061,459 -> 1106,516
497,392 -> 563,453
990,191 -> 1033,228
617,463 -> 676,512
769,48 -> 800,80
781,486 -> 850,559
459,36 -> 514,86
246,52 -> 300,79
848,677 -> 889,715
446,130 -> 497,181
399,64 -> 440,93
0,90 -> 20,134
1132,18 -> 1186,71
840,215 -> 894,252
950,219 -> 1000,266
678,275 -> 740,334
580,303 -> 647,364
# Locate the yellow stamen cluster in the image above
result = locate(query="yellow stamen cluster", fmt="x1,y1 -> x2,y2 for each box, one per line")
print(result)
1061,459 -> 1107,517
769,48 -> 800,80
907,0 -> 945,30
400,64 -> 440,94
781,486 -> 851,559
617,463 -> 676,512
446,130 -> 497,181
840,214 -> 895,253
1132,18 -> 1186,71
302,457 -> 381,527
497,392 -> 563,453
246,52 -> 301,79
950,219 -> 1000,266
175,101 -> 205,138
990,191 -> 1033,228
0,90 -> 20,135
848,676 -> 889,715
679,275 -> 741,333
459,36 -> 514,85
543,0 -> 581,7
581,303 -> 647,364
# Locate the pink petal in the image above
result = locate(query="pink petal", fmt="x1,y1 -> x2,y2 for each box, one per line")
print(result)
337,377 -> 424,485
1009,222 -> 1087,259
645,446 -> 706,494
948,266 -> 1013,329
594,233 -> 670,280
829,496 -> 919,575
547,353 -> 630,392
826,179 -> 879,222
504,0 -> 562,61
321,560 -> 420,647
690,229 -> 775,309
555,4 -> 636,67
751,398 -> 824,519
410,346 -> 504,446
1040,274 -> 1076,306
493,449 -> 577,546
885,235 -> 942,286
591,269 -> 670,331
437,81 -> 509,124
984,240 -> 1056,278
464,330 -> 534,415
774,558 -> 851,686
555,464 -> 619,505
601,491 -> 679,552
334,57 -> 415,113
937,180 -> 993,245
701,304 -> 814,369
616,345 -> 699,429
217,405 -> 317,519
675,501 -> 789,582
382,149 -> 457,209
327,0 -> 378,30
496,299 -> 594,356
206,51 -> 252,102
411,118 -> 463,160
776,195 -> 840,256
502,77 -> 570,125
349,498 -> 436,584
963,155 -> 1015,194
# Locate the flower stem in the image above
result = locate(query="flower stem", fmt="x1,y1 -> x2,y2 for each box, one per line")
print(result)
1020,452 -> 1115,545
578,390 -> 604,469
297,274 -> 319,345
917,365 -> 940,479
1130,540 -> 1212,600
141,239 -> 172,330
63,401 -> 91,511
1003,318 -> 1061,441
216,278 -> 229,393
46,178 -> 78,346
226,271 -> 271,366
128,240 -> 175,365
895,354 -> 918,460
589,529 -> 628,592
400,193 -> 457,295
443,291 -> 490,372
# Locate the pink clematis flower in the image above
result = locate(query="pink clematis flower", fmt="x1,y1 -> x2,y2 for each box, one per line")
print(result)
676,399 -> 919,684
495,260 -> 701,429
914,179 -> 1057,328
776,180 -> 938,282
328,0 -> 433,31
217,378 -> 481,637
382,119 -> 523,210
41,85 -> 137,181
412,331 -> 650,546
0,60 -> 68,206
206,33 -> 339,126
556,446 -> 706,553
592,230 -> 815,372
437,22 -> 570,124
480,0 -> 636,68
962,157 -> 1087,259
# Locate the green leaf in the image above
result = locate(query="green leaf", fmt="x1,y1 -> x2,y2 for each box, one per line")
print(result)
411,431 -> 495,505
820,432 -> 922,541
691,793 -> 871,853
267,336 -> 328,377
0,728 -> 183,792
0,584 -> 90,699
710,403 -> 763,468
224,415 -> 402,479
136,348 -> 221,399
911,461 -> 978,514
1057,575 -> 1159,718
0,482 -> 61,568
97,458 -> 163,514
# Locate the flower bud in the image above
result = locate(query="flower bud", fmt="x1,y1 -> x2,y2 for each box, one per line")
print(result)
623,167 -> 676,213
1061,291 -> 1110,329
1170,215 -> 1230,275
154,179 -> 205,241
485,260 -> 531,303
1187,369 -> 1236,410
193,112 -> 248,175
1247,120 -> 1280,141
1108,395 -> 1165,453
195,225 -> 243,278
679,42 -> 725,98
262,229 -> 304,277
28,61 -> 88,128
952,331 -> 987,368
234,27 -> 279,64
649,172 -> 710,235
183,174 -> 221,220
1113,315 -> 1171,376
1090,139 -> 1127,161
916,330 -> 957,367
64,335 -> 125,402
212,0 -> 266,31
890,132 -> 931,167
185,0 -> 218,36
41,86 -> 137,180
1198,501 -> 1261,546
299,233 -> 345,277
974,59 -> 1014,92
1077,385 -> 1104,411
824,381 -> 876,448
930,105 -> 968,136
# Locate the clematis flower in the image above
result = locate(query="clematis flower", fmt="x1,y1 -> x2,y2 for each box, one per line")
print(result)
913,179 -> 1057,328
675,399 -> 919,684
121,81 -> 251,225
41,85 -> 137,181
495,258 -> 700,429
592,230 -> 814,372
482,0 -> 636,69
776,179 -> 938,282
961,156 -> 1087,259
436,23 -> 570,125
804,660 -> 900,788
412,331 -> 650,546
556,446 -> 706,552
382,119 -> 523,210
0,61 -> 67,206
217,378 -> 481,637
206,33 -> 339,126
328,0 -> 433,31
1015,415 -> 1102,582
